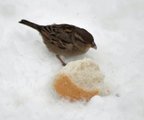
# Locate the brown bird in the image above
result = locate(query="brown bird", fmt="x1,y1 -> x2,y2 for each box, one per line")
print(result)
19,19 -> 97,66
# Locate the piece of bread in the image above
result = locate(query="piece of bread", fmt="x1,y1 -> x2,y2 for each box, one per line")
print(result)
54,58 -> 104,101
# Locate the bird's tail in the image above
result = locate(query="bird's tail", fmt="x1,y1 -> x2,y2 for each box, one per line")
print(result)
19,19 -> 40,31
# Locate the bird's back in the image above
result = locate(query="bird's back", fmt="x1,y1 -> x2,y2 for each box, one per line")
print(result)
40,24 -> 92,56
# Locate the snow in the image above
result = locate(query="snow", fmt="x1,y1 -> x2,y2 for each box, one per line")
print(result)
0,0 -> 144,120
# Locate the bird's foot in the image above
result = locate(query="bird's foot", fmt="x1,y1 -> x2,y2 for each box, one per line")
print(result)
56,55 -> 67,66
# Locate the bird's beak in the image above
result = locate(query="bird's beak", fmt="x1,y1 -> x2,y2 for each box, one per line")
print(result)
91,42 -> 97,50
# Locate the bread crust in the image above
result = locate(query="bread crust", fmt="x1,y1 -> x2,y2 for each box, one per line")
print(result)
54,74 -> 99,101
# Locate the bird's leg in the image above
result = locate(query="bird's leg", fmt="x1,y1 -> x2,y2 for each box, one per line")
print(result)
56,55 -> 66,66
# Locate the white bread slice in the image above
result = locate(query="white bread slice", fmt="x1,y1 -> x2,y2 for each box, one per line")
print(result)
54,58 -> 104,101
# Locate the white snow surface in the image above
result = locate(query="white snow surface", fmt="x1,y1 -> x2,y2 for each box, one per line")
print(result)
0,0 -> 144,120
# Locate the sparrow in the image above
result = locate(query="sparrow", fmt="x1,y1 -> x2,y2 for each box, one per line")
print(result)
19,19 -> 97,65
